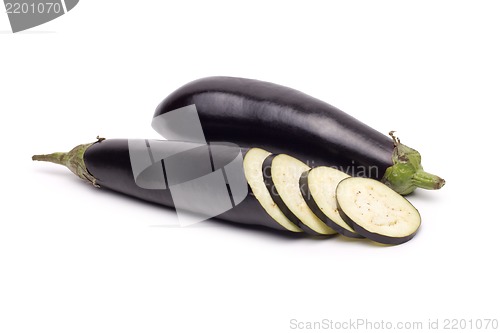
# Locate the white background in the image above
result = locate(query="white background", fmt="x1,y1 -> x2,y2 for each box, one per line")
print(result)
1,1 -> 499,332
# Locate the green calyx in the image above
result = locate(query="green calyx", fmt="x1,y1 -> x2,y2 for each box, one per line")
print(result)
32,136 -> 105,187
382,132 -> 445,195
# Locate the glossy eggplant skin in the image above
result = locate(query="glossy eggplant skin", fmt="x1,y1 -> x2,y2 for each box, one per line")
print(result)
154,76 -> 394,179
83,139 -> 290,232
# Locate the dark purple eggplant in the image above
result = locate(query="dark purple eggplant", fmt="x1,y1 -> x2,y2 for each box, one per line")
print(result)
155,77 -> 445,195
32,138 -> 303,233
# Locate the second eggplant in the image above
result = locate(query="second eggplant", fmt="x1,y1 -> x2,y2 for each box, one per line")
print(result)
155,76 -> 445,195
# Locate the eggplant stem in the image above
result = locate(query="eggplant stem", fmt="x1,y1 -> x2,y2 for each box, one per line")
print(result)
412,170 -> 446,190
382,132 -> 445,195
32,152 -> 66,165
32,137 -> 104,187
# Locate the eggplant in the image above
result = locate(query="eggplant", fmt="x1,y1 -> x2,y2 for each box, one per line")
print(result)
31,138 -> 419,243
32,76 -> 444,243
155,77 -> 445,195
262,154 -> 336,235
336,177 -> 421,245
32,138 -> 302,232
243,148 -> 302,233
299,167 -> 362,238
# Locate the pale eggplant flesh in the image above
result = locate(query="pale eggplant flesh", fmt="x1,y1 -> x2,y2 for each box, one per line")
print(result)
336,177 -> 421,245
300,167 -> 363,238
243,148 -> 302,233
262,154 -> 336,236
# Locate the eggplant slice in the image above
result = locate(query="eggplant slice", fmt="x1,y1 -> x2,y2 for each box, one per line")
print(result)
263,154 -> 336,235
300,167 -> 363,238
243,148 -> 302,233
336,178 -> 421,245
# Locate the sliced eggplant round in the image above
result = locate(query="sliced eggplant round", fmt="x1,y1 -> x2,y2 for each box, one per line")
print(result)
263,154 -> 336,236
243,148 -> 302,233
336,177 -> 421,245
300,167 -> 363,238
262,155 -> 319,235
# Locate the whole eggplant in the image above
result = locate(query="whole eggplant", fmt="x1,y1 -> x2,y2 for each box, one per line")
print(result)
32,138 -> 300,233
155,76 -> 444,194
